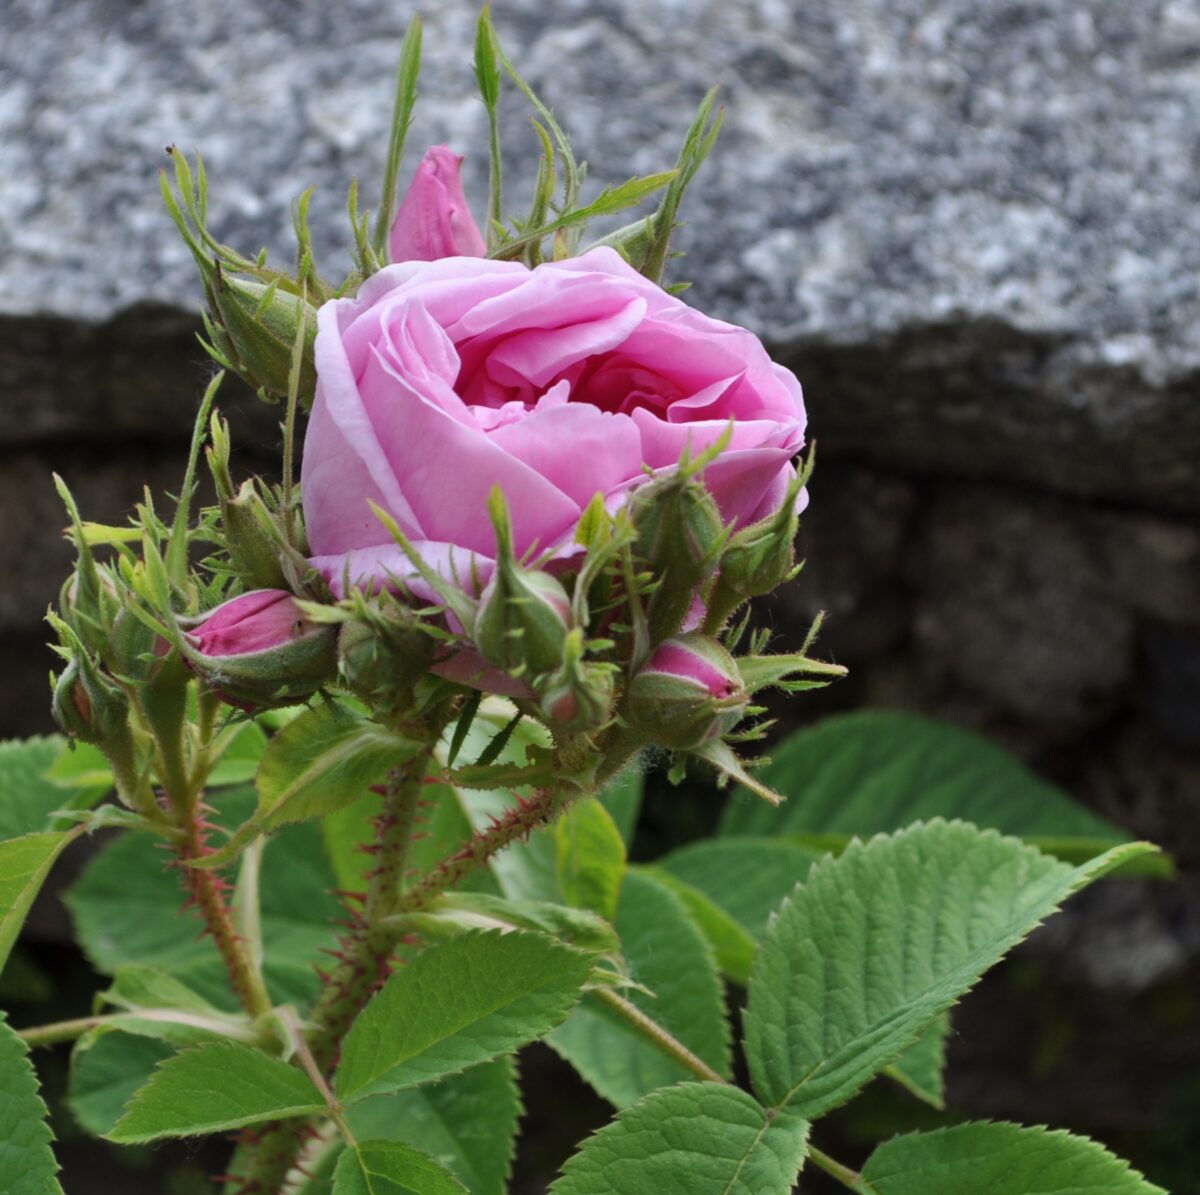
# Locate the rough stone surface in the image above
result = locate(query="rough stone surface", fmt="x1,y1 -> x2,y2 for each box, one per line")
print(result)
3,0 -> 1200,504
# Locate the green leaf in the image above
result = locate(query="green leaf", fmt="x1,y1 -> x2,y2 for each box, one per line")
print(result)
254,704 -> 419,834
720,712 -> 1165,874
43,739 -> 113,792
648,837 -> 822,985
556,798 -> 626,921
884,1014 -> 950,1110
208,720 -> 269,787
347,1059 -> 521,1195
0,736 -> 105,838
66,795 -> 341,1009
859,1121 -> 1167,1194
0,1013 -> 64,1194
107,1041 -> 325,1143
743,821 -> 1156,1117
337,930 -> 591,1103
334,1140 -> 469,1195
68,1029 -> 174,1136
550,1082 -> 809,1195
0,829 -> 80,974
599,769 -> 643,847
548,870 -> 731,1108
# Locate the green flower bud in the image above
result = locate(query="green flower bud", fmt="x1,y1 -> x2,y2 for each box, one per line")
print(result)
474,489 -> 571,677
209,269 -> 317,403
630,472 -> 724,642
51,654 -> 131,747
181,589 -> 337,710
219,479 -> 292,591
337,602 -> 436,713
625,632 -> 747,751
535,629 -> 615,735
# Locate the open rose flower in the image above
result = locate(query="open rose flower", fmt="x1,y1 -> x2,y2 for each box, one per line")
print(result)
300,246 -> 807,604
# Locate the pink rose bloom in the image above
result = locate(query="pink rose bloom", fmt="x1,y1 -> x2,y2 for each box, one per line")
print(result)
388,146 -> 487,263
300,246 -> 806,600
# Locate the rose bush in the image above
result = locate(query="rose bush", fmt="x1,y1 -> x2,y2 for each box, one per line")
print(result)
300,246 -> 807,601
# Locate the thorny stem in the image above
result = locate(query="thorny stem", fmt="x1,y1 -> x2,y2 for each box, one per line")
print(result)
179,800 -> 273,1021
224,748 -> 433,1194
393,785 -> 562,913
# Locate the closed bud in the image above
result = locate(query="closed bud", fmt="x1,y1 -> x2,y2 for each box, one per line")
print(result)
181,589 -> 337,709
631,472 -> 725,642
705,472 -> 804,630
219,479 -> 291,591
106,603 -> 166,682
337,602 -> 436,713
389,146 -> 487,263
52,653 -> 131,747
535,629 -> 615,735
209,269 -> 317,402
474,488 -> 572,677
625,632 -> 748,751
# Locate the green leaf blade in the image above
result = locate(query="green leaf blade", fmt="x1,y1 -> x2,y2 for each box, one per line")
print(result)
336,930 -> 590,1104
555,797 -> 626,921
550,1082 -> 809,1195
107,1041 -> 325,1143
743,821 -> 1157,1118
0,829 -> 79,974
548,870 -> 731,1109
860,1121 -> 1167,1194
0,1014 -> 64,1195
347,1059 -> 521,1195
334,1140 -> 468,1195
720,712 -> 1159,873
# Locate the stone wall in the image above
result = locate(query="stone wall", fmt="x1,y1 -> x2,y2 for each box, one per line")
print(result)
2,0 -> 1198,1177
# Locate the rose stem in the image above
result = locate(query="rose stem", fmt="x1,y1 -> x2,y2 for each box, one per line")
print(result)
224,748 -> 433,1194
593,987 -> 868,1192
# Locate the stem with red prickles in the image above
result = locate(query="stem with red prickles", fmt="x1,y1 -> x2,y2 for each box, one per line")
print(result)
393,786 -> 562,914
180,800 -> 273,1020
222,748 -> 432,1195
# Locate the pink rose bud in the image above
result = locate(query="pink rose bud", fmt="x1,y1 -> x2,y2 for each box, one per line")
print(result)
183,589 -> 337,709
388,146 -> 487,263
625,632 -> 748,751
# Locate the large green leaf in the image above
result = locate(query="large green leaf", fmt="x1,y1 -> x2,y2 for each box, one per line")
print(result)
743,821 -> 1155,1118
648,837 -> 822,985
0,736 -> 104,838
347,1059 -> 521,1195
65,794 -> 341,1009
0,1013 -> 64,1194
333,1140 -> 468,1195
255,703 -> 420,833
0,829 -> 80,974
548,870 -> 731,1108
556,798 -> 626,921
886,1014 -> 950,1109
107,1041 -> 325,1143
720,712 -> 1163,873
859,1122 -> 1167,1194
336,930 -> 591,1103
68,1030 -> 174,1137
550,1082 -> 809,1195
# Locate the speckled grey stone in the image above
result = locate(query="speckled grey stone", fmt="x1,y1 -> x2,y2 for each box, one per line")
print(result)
2,0 -> 1199,506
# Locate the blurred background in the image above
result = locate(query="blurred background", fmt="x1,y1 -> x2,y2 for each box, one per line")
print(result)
1,1 -> 1198,1191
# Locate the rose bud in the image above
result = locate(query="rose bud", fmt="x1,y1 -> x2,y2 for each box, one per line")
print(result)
181,589 -> 337,709
631,471 -> 725,642
535,629 -> 615,735
474,490 -> 572,678
625,632 -> 748,751
704,469 -> 806,631
337,603 -> 436,713
207,269 -> 318,403
389,146 -> 487,263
